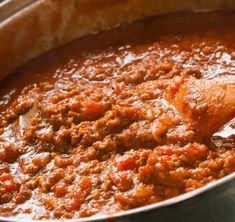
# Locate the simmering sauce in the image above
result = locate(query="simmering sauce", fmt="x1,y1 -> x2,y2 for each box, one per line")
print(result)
0,12 -> 235,220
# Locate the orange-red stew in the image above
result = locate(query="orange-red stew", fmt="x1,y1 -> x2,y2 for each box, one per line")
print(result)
0,12 -> 235,220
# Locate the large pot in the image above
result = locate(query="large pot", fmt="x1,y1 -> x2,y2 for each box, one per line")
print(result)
0,0 -> 234,221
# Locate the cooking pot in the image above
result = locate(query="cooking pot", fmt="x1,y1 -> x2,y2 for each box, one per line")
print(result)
0,0 -> 234,221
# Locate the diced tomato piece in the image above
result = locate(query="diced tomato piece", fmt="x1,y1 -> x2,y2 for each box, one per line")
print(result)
80,102 -> 109,120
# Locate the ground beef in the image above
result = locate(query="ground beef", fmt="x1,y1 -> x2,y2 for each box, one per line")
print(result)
0,12 -> 234,220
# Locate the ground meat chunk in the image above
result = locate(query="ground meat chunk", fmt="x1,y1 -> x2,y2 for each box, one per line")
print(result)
0,12 -> 234,220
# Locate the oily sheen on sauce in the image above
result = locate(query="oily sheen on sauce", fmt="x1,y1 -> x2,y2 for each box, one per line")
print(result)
0,12 -> 235,220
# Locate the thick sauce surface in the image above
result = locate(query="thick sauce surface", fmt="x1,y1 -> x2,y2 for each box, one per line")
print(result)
0,12 -> 235,220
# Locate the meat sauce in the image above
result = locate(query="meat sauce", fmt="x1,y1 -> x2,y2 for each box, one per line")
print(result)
0,12 -> 235,220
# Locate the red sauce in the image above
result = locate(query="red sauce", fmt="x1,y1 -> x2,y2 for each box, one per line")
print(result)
0,12 -> 234,220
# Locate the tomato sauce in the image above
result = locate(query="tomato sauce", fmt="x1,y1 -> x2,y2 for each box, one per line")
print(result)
0,12 -> 234,220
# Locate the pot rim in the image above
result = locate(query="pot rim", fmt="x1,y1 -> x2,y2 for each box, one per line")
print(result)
0,173 -> 234,222
0,1 -> 234,221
